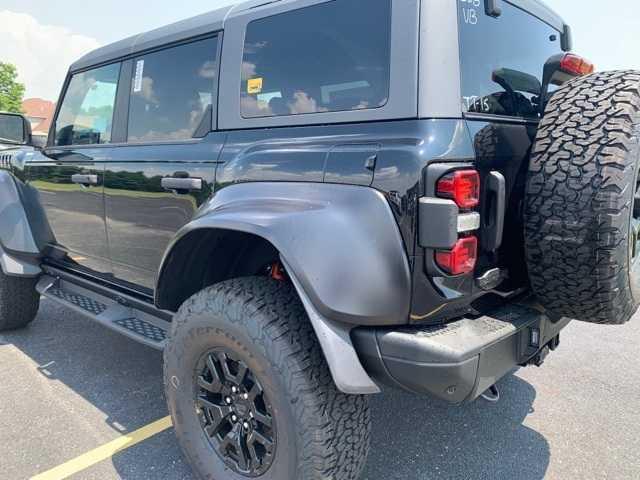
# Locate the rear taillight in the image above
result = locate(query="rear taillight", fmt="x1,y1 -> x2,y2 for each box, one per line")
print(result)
435,237 -> 478,275
560,53 -> 595,77
432,168 -> 481,275
436,170 -> 480,209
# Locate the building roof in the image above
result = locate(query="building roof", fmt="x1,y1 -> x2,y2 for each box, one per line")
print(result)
22,98 -> 56,135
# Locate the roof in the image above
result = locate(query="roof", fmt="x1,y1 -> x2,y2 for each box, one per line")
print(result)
70,0 -> 568,72
509,0 -> 567,32
21,98 -> 56,134
70,1 -> 288,72
70,5 -> 232,72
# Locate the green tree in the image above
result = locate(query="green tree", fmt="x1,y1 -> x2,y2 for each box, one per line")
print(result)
0,62 -> 25,113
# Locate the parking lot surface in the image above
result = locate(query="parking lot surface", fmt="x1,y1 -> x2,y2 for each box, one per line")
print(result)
1,297 -> 639,480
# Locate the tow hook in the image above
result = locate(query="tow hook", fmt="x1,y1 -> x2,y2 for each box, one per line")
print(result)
481,384 -> 500,403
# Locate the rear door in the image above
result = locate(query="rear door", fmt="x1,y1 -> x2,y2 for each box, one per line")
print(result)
103,35 -> 225,292
456,1 -> 564,285
28,62 -> 122,277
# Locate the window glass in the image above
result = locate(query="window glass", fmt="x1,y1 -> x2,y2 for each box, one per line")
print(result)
241,0 -> 391,119
127,36 -> 218,142
458,0 -> 562,119
55,63 -> 120,146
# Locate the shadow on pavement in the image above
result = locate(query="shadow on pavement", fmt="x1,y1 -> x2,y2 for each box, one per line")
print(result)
363,375 -> 549,480
3,300 -> 549,480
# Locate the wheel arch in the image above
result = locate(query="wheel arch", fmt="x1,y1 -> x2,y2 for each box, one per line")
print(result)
156,224 -> 382,394
156,182 -> 412,326
155,182 -> 413,394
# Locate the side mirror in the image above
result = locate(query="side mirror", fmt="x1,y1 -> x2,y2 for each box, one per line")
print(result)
0,112 -> 32,146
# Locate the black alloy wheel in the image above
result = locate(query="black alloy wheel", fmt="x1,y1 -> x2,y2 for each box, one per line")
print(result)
196,348 -> 276,476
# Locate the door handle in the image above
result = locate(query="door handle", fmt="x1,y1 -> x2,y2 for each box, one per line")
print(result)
161,177 -> 203,192
71,174 -> 98,186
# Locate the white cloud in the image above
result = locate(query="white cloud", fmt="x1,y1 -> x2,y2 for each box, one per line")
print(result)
0,11 -> 100,101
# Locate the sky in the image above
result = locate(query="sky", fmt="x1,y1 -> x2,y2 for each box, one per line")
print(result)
1,0 -> 638,101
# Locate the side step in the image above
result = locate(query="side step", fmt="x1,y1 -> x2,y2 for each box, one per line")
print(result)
37,272 -> 171,350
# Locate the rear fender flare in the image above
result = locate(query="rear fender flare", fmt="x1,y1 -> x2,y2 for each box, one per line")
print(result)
157,182 -> 412,326
156,182 -> 413,394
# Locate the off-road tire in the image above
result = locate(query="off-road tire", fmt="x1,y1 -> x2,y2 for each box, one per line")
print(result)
164,277 -> 371,480
525,71 -> 640,324
0,269 -> 40,331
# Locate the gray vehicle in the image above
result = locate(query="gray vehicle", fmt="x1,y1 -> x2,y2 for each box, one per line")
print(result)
1,1 -> 639,478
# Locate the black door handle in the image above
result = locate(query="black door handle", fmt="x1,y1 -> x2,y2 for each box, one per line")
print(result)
161,177 -> 202,192
71,174 -> 98,186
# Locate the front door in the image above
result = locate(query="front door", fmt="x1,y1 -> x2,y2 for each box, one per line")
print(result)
103,35 -> 224,292
27,62 -> 122,277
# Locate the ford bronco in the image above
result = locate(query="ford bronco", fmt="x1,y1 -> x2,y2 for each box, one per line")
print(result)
1,0 -> 639,479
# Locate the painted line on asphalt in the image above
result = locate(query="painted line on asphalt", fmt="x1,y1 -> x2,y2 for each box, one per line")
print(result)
30,416 -> 173,480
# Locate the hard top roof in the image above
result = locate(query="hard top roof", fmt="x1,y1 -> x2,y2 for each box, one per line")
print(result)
70,0 -> 567,72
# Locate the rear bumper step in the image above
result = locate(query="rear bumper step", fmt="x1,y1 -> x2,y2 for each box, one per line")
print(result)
352,302 -> 570,403
37,273 -> 169,350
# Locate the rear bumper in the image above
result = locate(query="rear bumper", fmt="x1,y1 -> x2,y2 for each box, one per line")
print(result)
352,301 -> 570,404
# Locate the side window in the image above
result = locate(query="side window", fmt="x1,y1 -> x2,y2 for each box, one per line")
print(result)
458,1 -> 562,119
241,0 -> 391,119
55,63 -> 120,146
127,36 -> 219,143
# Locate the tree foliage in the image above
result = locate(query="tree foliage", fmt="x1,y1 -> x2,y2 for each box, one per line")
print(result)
0,62 -> 25,113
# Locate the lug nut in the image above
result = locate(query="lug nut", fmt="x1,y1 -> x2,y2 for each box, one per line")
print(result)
243,393 -> 249,400
232,415 -> 238,422
249,412 -> 254,418
225,397 -> 232,404
231,386 -> 238,393
243,421 -> 250,429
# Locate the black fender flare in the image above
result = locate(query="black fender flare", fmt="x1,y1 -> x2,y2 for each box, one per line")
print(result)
157,182 -> 412,326
156,182 -> 412,394
0,170 -> 45,276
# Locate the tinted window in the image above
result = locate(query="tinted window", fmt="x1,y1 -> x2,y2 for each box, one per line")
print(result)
55,63 -> 120,146
241,0 -> 391,119
127,36 -> 218,142
458,0 -> 562,119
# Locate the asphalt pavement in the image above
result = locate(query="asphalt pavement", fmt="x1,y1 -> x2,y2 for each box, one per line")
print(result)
1,298 -> 639,480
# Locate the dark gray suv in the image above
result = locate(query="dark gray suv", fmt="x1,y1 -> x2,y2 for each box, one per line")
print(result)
1,1 -> 639,478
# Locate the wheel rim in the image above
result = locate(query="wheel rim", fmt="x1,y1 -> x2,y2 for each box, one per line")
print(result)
632,177 -> 640,264
195,348 -> 276,476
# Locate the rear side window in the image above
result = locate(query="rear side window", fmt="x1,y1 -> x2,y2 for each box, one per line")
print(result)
127,36 -> 218,142
55,63 -> 120,146
458,0 -> 562,119
240,0 -> 391,119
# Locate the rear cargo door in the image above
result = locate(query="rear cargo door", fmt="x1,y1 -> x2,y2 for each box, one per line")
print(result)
457,1 -> 564,283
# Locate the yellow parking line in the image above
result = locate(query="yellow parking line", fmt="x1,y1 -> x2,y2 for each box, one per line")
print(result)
31,416 -> 173,480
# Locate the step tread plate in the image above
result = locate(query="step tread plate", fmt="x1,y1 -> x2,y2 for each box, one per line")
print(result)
38,276 -> 168,350
377,303 -> 542,364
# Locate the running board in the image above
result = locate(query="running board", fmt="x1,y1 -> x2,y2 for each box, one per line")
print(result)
36,273 -> 171,350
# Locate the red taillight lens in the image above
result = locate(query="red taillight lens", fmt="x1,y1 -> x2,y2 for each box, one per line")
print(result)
436,170 -> 480,209
560,53 -> 595,76
435,237 -> 478,275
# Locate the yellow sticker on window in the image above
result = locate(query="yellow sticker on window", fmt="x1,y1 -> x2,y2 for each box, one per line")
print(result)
247,77 -> 263,95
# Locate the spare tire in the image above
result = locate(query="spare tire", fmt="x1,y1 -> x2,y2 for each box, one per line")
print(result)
525,71 -> 640,325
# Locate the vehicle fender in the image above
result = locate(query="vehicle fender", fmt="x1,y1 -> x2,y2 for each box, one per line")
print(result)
0,245 -> 40,277
0,170 -> 44,276
158,182 -> 412,327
